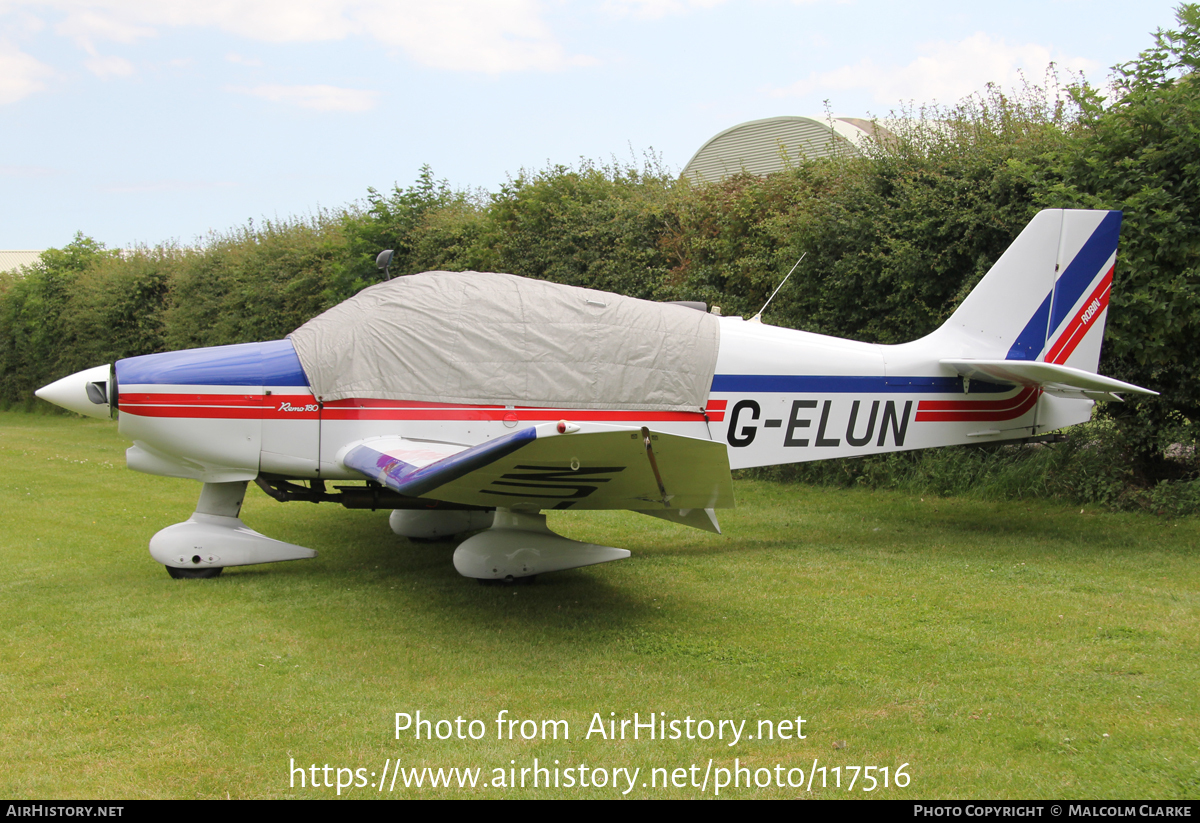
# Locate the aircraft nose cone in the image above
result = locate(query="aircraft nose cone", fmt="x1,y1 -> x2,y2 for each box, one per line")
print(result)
35,364 -> 113,419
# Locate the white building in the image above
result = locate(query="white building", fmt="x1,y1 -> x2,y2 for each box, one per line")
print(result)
0,250 -> 44,274
681,116 -> 891,182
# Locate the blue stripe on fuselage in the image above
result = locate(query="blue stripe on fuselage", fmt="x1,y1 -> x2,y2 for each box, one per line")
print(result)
709,375 -> 1008,394
116,339 -> 309,386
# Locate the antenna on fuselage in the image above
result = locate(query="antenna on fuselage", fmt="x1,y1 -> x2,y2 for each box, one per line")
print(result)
749,252 -> 805,324
376,249 -> 394,281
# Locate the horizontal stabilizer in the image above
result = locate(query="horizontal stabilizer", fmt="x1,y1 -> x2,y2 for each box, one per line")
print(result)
341,422 -> 734,513
941,359 -> 1157,403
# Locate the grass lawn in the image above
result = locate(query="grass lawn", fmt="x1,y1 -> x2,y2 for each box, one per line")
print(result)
1,411 -> 1197,799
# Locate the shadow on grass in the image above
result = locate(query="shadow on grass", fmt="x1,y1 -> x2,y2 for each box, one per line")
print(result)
208,510 -> 659,647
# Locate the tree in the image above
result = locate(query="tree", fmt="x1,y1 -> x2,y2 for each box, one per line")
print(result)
0,234 -> 113,406
1037,4 -> 1200,460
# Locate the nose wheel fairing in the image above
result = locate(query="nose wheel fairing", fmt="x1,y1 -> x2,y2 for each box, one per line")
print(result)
148,481 -> 316,577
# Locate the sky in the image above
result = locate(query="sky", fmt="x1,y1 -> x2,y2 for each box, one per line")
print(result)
0,0 -> 1188,250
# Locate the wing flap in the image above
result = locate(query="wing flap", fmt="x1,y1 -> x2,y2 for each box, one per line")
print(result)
638,507 -> 722,534
340,422 -> 734,513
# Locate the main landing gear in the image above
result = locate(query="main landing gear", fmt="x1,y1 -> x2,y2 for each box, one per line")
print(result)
451,509 -> 630,582
147,486 -> 632,583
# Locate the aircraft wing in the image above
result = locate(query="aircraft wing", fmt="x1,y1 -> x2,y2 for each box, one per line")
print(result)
339,422 -> 735,529
941,359 -> 1158,403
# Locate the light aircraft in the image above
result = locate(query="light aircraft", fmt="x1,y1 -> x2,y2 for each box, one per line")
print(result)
36,209 -> 1155,582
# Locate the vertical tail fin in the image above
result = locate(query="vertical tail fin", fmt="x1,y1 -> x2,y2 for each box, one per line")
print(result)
935,209 -> 1121,374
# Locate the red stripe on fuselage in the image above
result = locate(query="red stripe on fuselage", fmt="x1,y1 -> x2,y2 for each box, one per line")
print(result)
320,407 -> 715,422
120,391 -> 279,405
915,387 -> 1038,422
118,392 -> 723,422
119,392 -> 314,419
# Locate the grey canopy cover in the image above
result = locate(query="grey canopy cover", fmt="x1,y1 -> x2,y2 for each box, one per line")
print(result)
288,271 -> 721,412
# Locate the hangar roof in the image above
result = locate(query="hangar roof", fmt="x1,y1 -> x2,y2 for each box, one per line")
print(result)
681,116 -> 889,182
0,250 -> 44,274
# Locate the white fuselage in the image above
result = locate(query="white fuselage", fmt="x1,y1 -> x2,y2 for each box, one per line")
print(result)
114,316 -> 1088,487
